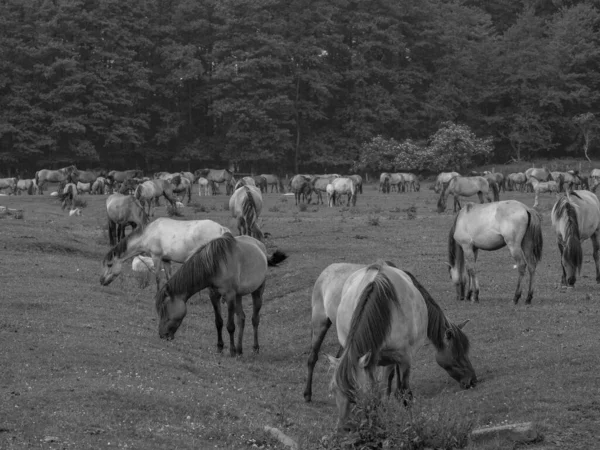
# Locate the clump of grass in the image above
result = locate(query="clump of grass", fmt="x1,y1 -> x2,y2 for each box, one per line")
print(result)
367,215 -> 380,226
320,390 -> 474,450
13,210 -> 24,220
223,201 -> 230,211
167,204 -> 183,217
195,204 -> 209,213
370,205 -> 382,214
406,204 -> 417,220
73,197 -> 87,208
269,205 -> 281,213
298,203 -> 308,212
134,271 -> 152,289
210,203 -> 217,211
280,197 -> 288,203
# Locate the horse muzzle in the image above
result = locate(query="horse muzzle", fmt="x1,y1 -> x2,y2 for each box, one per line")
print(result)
461,377 -> 477,389
99,275 -> 114,286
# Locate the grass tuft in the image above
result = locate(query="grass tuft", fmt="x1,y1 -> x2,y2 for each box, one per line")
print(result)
167,204 -> 183,217
298,203 -> 308,212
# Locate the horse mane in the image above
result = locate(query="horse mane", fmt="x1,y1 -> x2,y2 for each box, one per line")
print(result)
552,195 -> 583,272
403,270 -> 470,356
335,263 -> 397,402
171,175 -> 181,186
104,225 -> 145,262
155,232 -> 237,319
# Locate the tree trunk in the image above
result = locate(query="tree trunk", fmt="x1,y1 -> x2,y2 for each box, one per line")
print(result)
294,75 -> 300,174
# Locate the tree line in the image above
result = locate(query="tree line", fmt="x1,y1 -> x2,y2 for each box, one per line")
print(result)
1,0 -> 599,177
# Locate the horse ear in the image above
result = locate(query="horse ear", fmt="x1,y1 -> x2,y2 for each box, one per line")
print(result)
457,319 -> 470,329
358,352 -> 371,368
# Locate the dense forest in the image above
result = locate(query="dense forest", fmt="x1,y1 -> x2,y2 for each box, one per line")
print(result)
1,0 -> 600,175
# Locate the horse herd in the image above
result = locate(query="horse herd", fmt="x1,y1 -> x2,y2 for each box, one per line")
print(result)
7,163 -> 600,431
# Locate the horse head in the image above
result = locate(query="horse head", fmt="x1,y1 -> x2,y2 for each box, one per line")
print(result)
156,285 -> 187,340
100,253 -> 123,286
434,321 -> 477,389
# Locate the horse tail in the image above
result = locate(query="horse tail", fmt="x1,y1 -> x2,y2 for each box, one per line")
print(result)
551,196 -> 583,274
134,184 -> 143,202
448,213 -> 464,277
27,181 -> 33,195
267,250 -> 288,266
242,186 -> 262,240
437,182 -> 449,212
335,265 -> 397,402
491,180 -> 500,202
524,208 -> 543,265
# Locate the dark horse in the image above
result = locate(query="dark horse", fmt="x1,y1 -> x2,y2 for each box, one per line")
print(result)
155,233 -> 287,356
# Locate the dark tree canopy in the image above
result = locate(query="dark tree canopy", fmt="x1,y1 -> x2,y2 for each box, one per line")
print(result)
1,0 -> 600,176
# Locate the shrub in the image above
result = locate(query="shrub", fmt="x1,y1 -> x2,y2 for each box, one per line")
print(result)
406,205 -> 417,220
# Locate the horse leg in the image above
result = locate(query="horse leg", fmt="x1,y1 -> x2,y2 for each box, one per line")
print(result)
463,247 -> 478,302
232,294 -> 246,356
478,191 -> 486,203
592,232 -> 600,283
250,283 -> 265,354
304,315 -> 333,402
209,289 -> 224,353
508,244 -> 527,304
394,362 -> 413,405
223,292 -> 238,356
533,192 -> 539,208
558,238 -> 567,286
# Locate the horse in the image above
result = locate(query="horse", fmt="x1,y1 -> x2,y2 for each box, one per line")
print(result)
437,176 -> 498,213
234,176 -> 256,190
527,177 -> 559,207
507,172 -> 526,191
106,170 -> 144,192
483,171 -> 505,192
525,167 -> 553,192
589,168 -> 600,191
91,177 -> 107,195
311,177 -> 332,204
197,177 -> 211,196
76,181 -> 92,194
348,174 -> 363,194
100,218 -> 230,289
448,200 -> 543,304
379,172 -> 391,193
551,191 -> 600,287
154,233 -> 288,356
260,174 -> 285,193
434,172 -> 460,193
134,179 -> 177,216
253,175 -> 268,193
15,179 -> 37,195
105,193 -> 149,246
403,173 -> 419,192
194,169 -> 235,195
59,183 -> 78,211
389,173 -> 406,192
169,175 -> 192,204
327,183 -> 336,207
76,170 -> 100,184
35,165 -> 79,194
311,262 -> 475,430
331,177 -> 357,206
229,185 -> 263,241
290,175 -> 313,205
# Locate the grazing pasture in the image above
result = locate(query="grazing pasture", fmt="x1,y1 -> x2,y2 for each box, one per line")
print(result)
1,184 -> 599,449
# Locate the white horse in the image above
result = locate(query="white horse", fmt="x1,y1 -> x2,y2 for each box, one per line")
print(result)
331,177 -> 356,206
198,177 -> 211,196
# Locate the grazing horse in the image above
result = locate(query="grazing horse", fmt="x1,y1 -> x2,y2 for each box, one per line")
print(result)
403,173 -> 419,192
389,173 -> 406,192
507,172 -> 527,191
327,183 -> 336,207
197,177 -> 211,196
59,183 -> 78,210
311,177 -> 332,204
229,185 -> 264,241
253,175 -> 268,193
194,169 -> 235,195
91,177 -> 107,195
448,201 -> 543,304
290,175 -> 313,205
332,177 -> 357,206
134,179 -> 177,216
527,178 -> 559,207
437,176 -> 498,213
379,172 -> 391,193
35,165 -> 79,194
348,174 -> 363,194
169,175 -> 192,203
434,172 -> 460,193
483,171 -> 505,192
105,193 -> 149,246
16,179 -> 37,195
260,174 -> 285,193
100,218 -> 230,289
155,233 -> 287,355
316,262 -> 475,429
551,191 -> 600,287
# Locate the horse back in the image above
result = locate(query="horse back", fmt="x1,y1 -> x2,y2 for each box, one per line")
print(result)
227,235 -> 268,294
570,190 -> 600,238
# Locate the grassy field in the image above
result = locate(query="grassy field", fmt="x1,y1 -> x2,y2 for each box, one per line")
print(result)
1,181 -> 599,449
